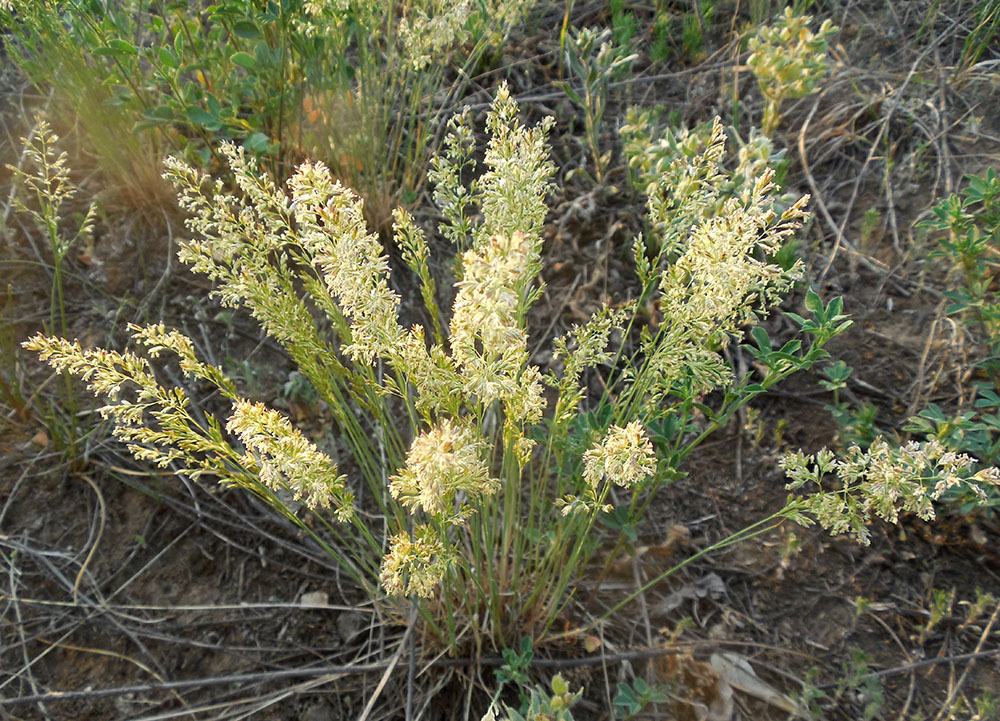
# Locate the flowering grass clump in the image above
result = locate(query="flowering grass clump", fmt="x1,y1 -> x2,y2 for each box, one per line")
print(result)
26,85 -> 854,654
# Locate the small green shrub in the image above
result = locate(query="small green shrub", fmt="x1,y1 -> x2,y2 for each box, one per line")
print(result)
903,168 -> 1000,512
556,26 -> 636,184
486,672 -> 582,721
613,677 -> 670,719
647,0 -> 714,64
747,5 -> 837,136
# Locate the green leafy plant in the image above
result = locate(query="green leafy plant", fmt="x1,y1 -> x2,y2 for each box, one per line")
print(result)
899,169 -> 1000,512
834,649 -> 884,721
792,666 -> 827,721
613,677 -> 670,719
923,169 -> 1000,353
645,0 -> 713,64
680,3 -> 709,61
1,0 -> 533,223
485,673 -> 582,721
556,26 -> 636,184
973,690 -> 999,720
819,359 -> 878,447
495,637 -> 535,706
649,13 -> 672,64
747,5 -> 838,136
609,0 -> 638,48
24,87 -> 860,660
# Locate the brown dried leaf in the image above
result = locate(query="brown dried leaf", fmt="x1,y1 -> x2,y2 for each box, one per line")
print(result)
656,652 -> 733,721
709,652 -> 802,715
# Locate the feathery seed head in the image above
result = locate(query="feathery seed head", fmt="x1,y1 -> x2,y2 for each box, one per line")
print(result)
390,419 -> 497,519
289,160 -> 405,365
227,400 -> 353,518
380,525 -> 453,598
583,421 -> 657,490
782,438 -> 999,545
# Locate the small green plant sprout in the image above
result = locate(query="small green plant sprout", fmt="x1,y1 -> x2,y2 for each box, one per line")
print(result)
495,637 -> 534,692
613,677 -> 670,719
819,359 -> 851,400
819,358 -> 878,446
972,690 -> 999,721
649,12 -> 671,65
834,648 -> 884,721
493,673 -> 582,721
747,6 -> 838,136
920,586 -> 956,643
792,666 -> 827,721
859,207 -> 883,253
680,3 -> 711,62
556,26 -> 637,184
610,0 -> 639,47
960,588 -> 996,627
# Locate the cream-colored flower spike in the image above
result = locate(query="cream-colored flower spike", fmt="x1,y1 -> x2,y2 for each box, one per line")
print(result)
380,525 -> 452,598
452,232 -> 532,368
227,399 -> 354,520
450,232 -> 547,423
289,160 -> 405,365
389,419 -> 498,519
583,421 -> 657,490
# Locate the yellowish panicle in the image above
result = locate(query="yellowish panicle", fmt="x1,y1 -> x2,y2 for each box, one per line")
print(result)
583,421 -> 657,490
380,525 -> 452,598
227,400 -> 354,519
390,419 -> 498,520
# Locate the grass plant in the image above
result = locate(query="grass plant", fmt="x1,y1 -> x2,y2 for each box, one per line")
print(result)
959,0 -> 1000,74
6,118 -> 95,340
6,117 -> 97,456
5,4 -> 1000,715
24,85 -> 1000,675
24,88 -> 849,656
